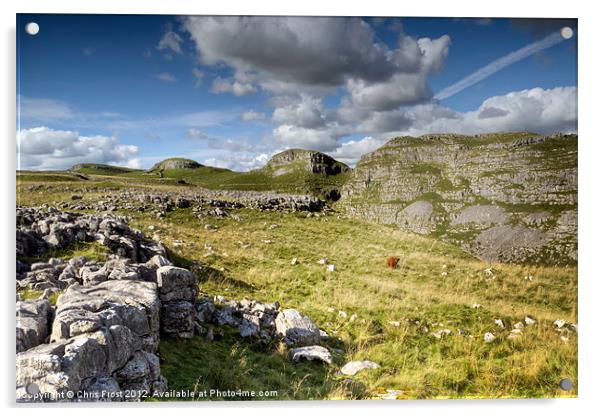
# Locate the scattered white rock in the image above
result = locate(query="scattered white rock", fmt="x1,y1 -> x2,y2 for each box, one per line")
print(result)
484,332 -> 496,343
326,307 -> 335,313
554,319 -> 566,329
262,239 -> 273,244
525,316 -> 537,326
317,258 -> 329,265
290,257 -> 299,265
326,265 -> 336,272
173,239 -> 184,247
524,274 -> 534,281
471,303 -> 482,309
338,310 -> 348,319
560,336 -> 569,343
148,225 -> 155,231
514,322 -> 525,330
376,389 -> 404,400
441,271 -> 448,277
269,224 -> 279,229
388,321 -> 401,327
291,345 -> 333,365
319,329 -> 330,341
340,360 -> 380,376
484,267 -> 494,276
204,224 -> 216,230
508,329 -> 522,340
432,329 -> 452,339
349,314 -> 357,322
494,319 -> 505,329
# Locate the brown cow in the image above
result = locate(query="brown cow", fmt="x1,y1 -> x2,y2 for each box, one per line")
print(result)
387,256 -> 400,269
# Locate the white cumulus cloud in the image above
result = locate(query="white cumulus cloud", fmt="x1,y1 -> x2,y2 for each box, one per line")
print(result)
210,77 -> 257,96
272,95 -> 327,128
242,110 -> 266,121
155,72 -> 176,82
402,86 -> 577,136
157,31 -> 183,55
327,136 -> 389,166
203,153 -> 269,172
17,127 -> 139,170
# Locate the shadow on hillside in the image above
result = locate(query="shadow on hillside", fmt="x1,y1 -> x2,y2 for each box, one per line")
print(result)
170,252 -> 255,291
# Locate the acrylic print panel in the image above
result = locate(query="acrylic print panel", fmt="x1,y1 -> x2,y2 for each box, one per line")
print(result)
15,14 -> 577,402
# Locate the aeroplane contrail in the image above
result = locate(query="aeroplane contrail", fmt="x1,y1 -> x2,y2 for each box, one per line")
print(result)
434,30 -> 569,101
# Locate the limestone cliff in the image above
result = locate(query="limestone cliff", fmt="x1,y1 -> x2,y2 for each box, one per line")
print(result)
338,132 -> 577,264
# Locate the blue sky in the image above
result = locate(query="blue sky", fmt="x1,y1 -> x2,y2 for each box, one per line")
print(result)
16,15 -> 577,171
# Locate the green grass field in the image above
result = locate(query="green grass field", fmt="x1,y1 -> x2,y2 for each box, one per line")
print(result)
16,172 -> 578,400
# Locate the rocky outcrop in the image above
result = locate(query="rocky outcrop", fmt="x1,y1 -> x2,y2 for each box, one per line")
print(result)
16,299 -> 52,353
17,280 -> 166,402
275,309 -> 321,346
156,266 -> 198,339
16,207 -> 168,262
207,297 -> 280,341
51,281 -> 161,349
339,133 -> 578,264
17,254 -> 172,293
266,149 -> 350,176
14,207 -> 196,402
44,188 -> 328,215
149,158 -> 203,171
192,297 -> 329,349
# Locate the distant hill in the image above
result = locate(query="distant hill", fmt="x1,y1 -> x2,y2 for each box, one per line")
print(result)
69,163 -> 139,175
140,150 -> 350,201
149,158 -> 203,171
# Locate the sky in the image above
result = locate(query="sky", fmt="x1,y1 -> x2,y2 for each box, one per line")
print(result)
16,15 -> 577,171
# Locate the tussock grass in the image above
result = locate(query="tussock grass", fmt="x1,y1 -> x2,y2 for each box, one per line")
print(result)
131,207 -> 577,399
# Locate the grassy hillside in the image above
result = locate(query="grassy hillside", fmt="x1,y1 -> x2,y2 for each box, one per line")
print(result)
16,175 -> 578,400
69,163 -> 140,175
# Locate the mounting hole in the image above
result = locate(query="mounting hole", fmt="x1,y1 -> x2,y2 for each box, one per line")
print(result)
25,22 -> 39,36
25,382 -> 40,395
559,378 -> 574,391
560,27 -> 573,40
